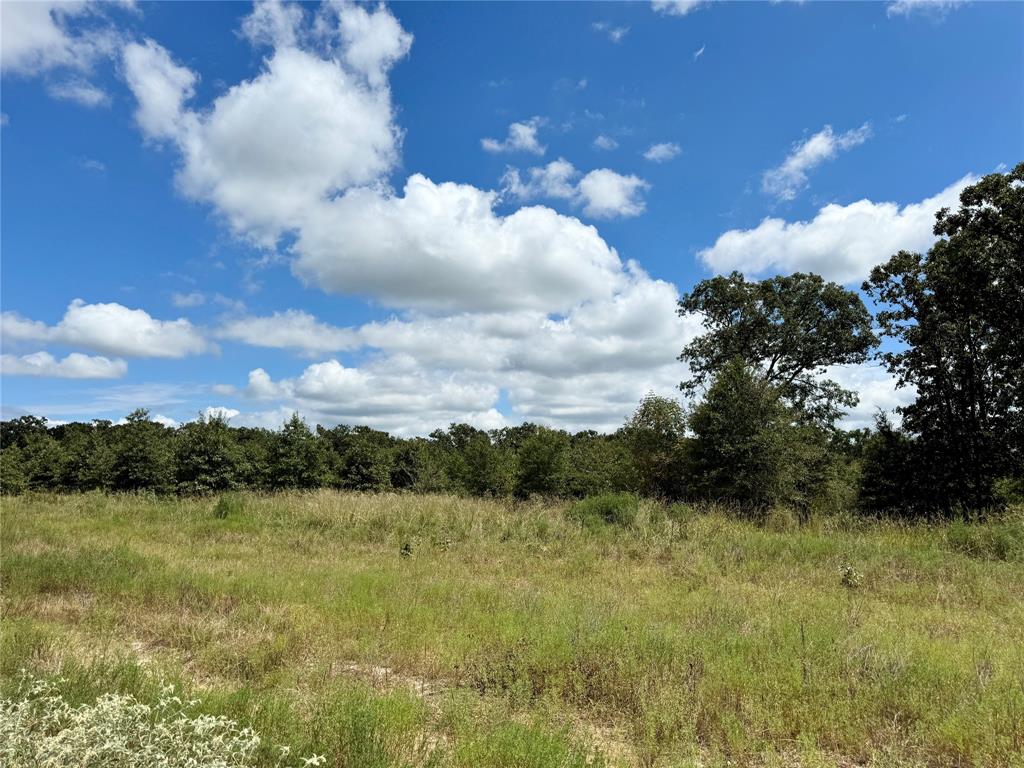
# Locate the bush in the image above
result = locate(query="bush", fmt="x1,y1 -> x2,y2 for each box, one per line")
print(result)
946,516 -> 1024,562
0,674 -> 323,768
567,492 -> 639,528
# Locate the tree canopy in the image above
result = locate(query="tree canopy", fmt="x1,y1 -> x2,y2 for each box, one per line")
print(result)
678,272 -> 877,426
863,162 -> 1024,511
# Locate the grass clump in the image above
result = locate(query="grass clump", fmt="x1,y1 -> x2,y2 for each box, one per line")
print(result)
213,492 -> 246,520
567,492 -> 639,528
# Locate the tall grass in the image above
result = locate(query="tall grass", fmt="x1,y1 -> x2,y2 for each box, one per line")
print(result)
2,491 -> 1023,767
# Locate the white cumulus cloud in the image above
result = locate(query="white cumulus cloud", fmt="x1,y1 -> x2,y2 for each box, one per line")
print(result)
643,142 -> 681,163
502,159 -> 649,219
699,174 -> 974,284
481,117 -> 546,155
0,1 -> 118,75
122,2 -> 407,245
0,351 -> 127,379
293,173 -> 629,313
2,300 -> 212,358
216,310 -> 359,356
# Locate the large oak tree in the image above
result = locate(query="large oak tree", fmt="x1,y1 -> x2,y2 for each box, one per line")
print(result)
863,162 -> 1024,511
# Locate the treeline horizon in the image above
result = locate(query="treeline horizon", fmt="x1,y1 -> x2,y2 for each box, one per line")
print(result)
1,164 -> 1021,516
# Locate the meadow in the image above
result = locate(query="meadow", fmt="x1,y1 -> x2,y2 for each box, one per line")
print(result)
2,491 -> 1023,767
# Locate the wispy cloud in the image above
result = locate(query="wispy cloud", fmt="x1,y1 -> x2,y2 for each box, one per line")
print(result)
592,21 -> 630,43
762,123 -> 872,200
887,0 -> 964,19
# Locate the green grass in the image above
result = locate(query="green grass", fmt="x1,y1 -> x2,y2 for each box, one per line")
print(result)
2,491 -> 1023,767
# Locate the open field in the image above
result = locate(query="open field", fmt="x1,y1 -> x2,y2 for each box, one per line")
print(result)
2,492 -> 1023,767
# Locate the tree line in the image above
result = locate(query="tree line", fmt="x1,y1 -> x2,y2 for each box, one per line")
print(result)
1,164 -> 1020,516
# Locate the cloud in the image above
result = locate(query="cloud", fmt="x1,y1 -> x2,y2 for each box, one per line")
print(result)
47,78 -> 110,107
577,169 -> 649,218
0,1 -> 118,75
294,173 -> 628,312
79,157 -> 106,173
591,21 -> 630,43
152,414 -> 179,428
216,310 -> 359,355
651,1 -> 707,17
330,0 -> 414,88
121,38 -> 198,141
235,359 -> 505,436
699,174 -> 974,284
122,2 -> 408,244
171,291 -> 205,308
827,363 -> 917,429
481,117 -> 546,155
215,271 -> 700,434
1,299 -> 212,358
200,405 -> 241,422
762,123 -> 872,200
0,351 -> 127,379
502,159 -> 649,219
886,0 -> 964,18
593,134 -> 619,151
643,142 -> 681,163
0,1 -> 126,109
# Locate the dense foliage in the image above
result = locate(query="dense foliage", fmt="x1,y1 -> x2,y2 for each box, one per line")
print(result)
0,399 -> 865,513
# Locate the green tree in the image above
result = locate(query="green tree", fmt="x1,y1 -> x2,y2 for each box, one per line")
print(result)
863,163 -> 1024,512
431,424 -> 513,497
689,360 -> 813,511
564,432 -> 631,497
110,409 -> 173,493
53,421 -> 114,492
678,271 -> 877,426
857,415 -> 926,515
622,394 -> 688,499
270,414 -> 325,490
340,427 -> 394,491
514,426 -> 570,497
175,414 -> 245,495
0,445 -> 28,495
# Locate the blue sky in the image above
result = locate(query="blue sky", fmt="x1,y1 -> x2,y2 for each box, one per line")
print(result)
2,0 -> 1022,434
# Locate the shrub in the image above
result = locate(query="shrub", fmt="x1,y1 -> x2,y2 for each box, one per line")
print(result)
0,674 -> 323,768
568,492 -> 639,528
213,492 -> 245,520
946,517 -> 1024,562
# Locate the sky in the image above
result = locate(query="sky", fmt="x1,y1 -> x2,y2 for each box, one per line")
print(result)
1,0 -> 1022,435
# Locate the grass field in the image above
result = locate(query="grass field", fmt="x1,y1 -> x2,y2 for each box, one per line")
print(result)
2,492 -> 1023,767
